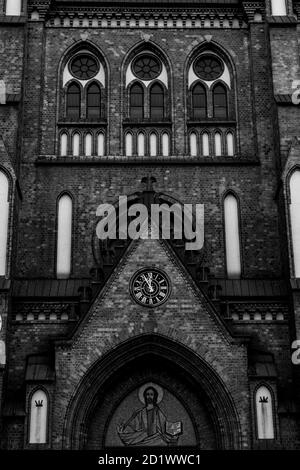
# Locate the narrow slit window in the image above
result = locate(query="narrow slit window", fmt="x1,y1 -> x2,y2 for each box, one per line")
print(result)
60,133 -> 68,157
226,132 -> 234,156
85,133 -> 93,156
56,194 -> 72,279
150,83 -> 164,120
97,133 -> 105,156
215,132 -> 222,156
29,390 -> 48,444
150,133 -> 158,156
213,84 -> 228,119
125,133 -> 133,157
130,83 -> 144,120
224,194 -> 241,278
162,133 -> 169,157
0,171 -> 9,276
255,386 -> 275,439
72,133 -> 80,156
190,133 -> 197,157
290,171 -> 300,277
87,83 -> 101,120
202,132 -> 210,156
66,83 -> 81,120
137,133 -> 145,157
192,83 -> 207,119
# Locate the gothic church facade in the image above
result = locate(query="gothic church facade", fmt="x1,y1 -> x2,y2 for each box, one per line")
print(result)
0,0 -> 300,449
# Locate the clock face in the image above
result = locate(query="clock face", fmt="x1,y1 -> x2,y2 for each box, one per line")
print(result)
130,268 -> 171,307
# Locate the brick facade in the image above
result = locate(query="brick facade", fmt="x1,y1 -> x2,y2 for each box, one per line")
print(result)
0,0 -> 300,450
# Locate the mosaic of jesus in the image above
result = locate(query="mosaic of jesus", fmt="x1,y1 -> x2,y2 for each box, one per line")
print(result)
117,383 -> 183,447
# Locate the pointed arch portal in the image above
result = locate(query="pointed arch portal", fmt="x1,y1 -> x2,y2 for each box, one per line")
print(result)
62,335 -> 242,449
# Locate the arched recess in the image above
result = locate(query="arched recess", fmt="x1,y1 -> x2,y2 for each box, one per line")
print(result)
62,334 -> 242,450
122,40 -> 172,121
57,40 -> 108,128
185,40 -> 238,154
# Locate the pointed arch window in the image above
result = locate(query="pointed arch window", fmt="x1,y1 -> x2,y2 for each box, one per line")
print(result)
87,83 -> 101,120
130,83 -> 144,120
0,171 -> 9,276
137,132 -> 145,157
72,133 -> 80,156
192,83 -> 207,119
29,390 -> 48,444
56,194 -> 72,279
66,83 -> 80,120
255,386 -> 275,439
97,133 -> 105,157
162,132 -> 170,157
213,83 -> 228,119
150,83 -> 164,120
226,132 -> 234,156
150,133 -> 158,157
60,133 -> 68,157
125,133 -> 133,157
202,132 -> 210,157
224,193 -> 241,278
190,132 -> 197,157
290,170 -> 300,277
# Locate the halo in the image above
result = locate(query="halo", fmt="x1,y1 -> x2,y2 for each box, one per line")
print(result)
138,383 -> 164,405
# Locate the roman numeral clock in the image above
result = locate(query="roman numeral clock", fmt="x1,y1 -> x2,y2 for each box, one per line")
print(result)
130,268 -> 171,307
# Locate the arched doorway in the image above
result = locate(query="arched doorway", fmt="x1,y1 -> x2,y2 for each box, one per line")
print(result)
62,335 -> 242,449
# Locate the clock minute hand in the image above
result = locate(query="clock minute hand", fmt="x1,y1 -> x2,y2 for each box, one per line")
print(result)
143,274 -> 154,293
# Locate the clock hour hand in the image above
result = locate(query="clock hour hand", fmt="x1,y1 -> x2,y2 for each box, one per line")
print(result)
142,273 -> 154,293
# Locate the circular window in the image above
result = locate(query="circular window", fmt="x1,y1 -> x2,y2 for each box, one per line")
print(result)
132,55 -> 162,80
70,54 -> 100,80
194,55 -> 224,81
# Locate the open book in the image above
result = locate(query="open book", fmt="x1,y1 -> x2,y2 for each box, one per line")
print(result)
166,421 -> 183,436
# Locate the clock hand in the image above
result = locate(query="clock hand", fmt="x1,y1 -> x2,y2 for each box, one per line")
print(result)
143,274 -> 154,293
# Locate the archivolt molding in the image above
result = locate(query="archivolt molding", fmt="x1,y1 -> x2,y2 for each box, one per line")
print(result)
61,334 -> 243,450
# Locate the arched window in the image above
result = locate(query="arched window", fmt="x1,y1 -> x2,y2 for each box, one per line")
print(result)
85,133 -> 93,156
214,132 -> 222,156
255,386 -> 275,439
202,132 -> 210,157
162,132 -> 169,157
271,0 -> 287,16
6,0 -> 21,15
150,133 -> 158,156
137,132 -> 145,157
0,171 -> 9,276
290,171 -> 300,277
213,84 -> 228,119
56,194 -> 72,279
60,133 -> 68,157
66,83 -> 80,120
130,83 -> 144,120
29,390 -> 48,444
192,83 -> 207,119
224,194 -> 241,278
125,133 -> 133,157
72,133 -> 80,156
150,83 -> 164,120
97,133 -> 105,157
190,132 -> 197,157
87,83 -> 101,120
226,132 -> 234,156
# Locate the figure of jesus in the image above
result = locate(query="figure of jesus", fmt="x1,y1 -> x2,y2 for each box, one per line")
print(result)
117,385 -> 182,447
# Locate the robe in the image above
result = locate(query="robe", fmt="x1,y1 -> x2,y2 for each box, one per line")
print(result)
118,405 -> 176,447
